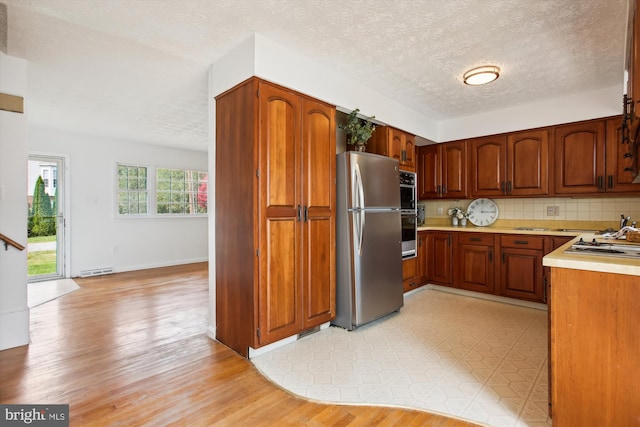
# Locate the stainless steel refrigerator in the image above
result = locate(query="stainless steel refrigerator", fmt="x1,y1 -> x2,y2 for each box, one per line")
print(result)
333,151 -> 404,330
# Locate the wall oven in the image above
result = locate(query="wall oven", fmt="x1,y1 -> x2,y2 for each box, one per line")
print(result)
400,171 -> 416,210
399,171 -> 417,259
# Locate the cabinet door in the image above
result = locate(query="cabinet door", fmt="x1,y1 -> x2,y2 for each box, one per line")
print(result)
258,83 -> 303,345
441,141 -> 468,198
457,233 -> 495,294
417,145 -> 440,199
500,248 -> 544,302
416,232 -> 428,285
389,128 -> 403,164
402,257 -> 418,292
469,135 -> 507,197
403,232 -> 428,292
427,232 -> 453,285
301,98 -> 336,329
553,120 -> 606,194
402,133 -> 416,170
605,116 -> 640,193
507,129 -> 549,196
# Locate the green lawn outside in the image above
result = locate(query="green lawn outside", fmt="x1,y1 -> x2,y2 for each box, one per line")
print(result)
28,250 -> 57,276
28,235 -> 56,244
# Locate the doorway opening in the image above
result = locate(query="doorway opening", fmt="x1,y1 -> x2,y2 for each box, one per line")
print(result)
27,155 -> 66,282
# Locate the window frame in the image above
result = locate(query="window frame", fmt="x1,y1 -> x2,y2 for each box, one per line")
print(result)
115,163 -> 150,217
155,167 -> 208,216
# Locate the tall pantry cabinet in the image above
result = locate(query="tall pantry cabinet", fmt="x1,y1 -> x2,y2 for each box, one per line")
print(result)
215,78 -> 336,357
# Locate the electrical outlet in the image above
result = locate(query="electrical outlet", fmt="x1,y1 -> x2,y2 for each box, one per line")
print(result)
437,207 -> 444,215
546,206 -> 560,216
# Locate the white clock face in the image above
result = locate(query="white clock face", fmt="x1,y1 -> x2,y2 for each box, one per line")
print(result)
467,198 -> 499,227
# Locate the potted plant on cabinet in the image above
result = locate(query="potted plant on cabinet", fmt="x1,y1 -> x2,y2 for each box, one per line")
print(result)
339,108 -> 377,151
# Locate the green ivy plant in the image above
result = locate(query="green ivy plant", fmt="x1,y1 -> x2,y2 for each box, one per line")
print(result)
338,108 -> 376,150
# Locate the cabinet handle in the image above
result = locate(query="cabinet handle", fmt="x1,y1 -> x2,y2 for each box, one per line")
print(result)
501,181 -> 505,194
304,206 -> 308,222
507,181 -> 512,194
608,175 -> 613,189
514,240 -> 529,245
597,175 -> 603,190
489,250 -> 493,263
502,252 -> 505,263
297,205 -> 302,222
436,184 -> 441,196
470,237 -> 481,241
442,185 -> 446,195
448,235 -> 451,247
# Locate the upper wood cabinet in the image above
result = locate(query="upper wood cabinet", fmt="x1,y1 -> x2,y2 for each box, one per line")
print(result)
469,129 -> 549,197
417,141 -> 467,199
368,126 -> 416,171
553,119 -> 606,195
552,117 -> 640,195
605,117 -> 640,193
215,78 -> 336,357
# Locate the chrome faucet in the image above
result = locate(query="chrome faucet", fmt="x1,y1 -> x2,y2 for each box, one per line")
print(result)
620,214 -> 631,229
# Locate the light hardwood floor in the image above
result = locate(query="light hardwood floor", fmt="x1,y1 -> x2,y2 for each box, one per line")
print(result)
0,263 -> 478,426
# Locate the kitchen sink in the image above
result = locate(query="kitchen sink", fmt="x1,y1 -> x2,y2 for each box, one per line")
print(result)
565,244 -> 640,259
564,238 -> 640,259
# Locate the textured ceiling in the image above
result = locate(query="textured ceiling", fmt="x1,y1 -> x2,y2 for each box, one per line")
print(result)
2,0 -> 629,151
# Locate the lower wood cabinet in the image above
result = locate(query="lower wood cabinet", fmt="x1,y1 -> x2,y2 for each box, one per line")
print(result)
550,268 -> 640,425
402,231 -> 428,292
457,233 -> 496,294
499,235 -> 546,302
426,231 -> 455,286
417,230 -> 554,304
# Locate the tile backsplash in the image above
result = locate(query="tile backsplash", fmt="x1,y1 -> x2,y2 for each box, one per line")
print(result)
420,197 -> 640,225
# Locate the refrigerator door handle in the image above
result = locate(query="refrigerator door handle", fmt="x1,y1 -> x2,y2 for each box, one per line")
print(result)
354,163 -> 365,210
357,210 -> 365,255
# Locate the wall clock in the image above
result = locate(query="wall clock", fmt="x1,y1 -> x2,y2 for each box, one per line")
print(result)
467,198 -> 499,227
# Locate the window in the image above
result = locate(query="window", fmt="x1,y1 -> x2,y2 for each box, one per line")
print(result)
53,169 -> 57,188
156,168 -> 207,215
117,164 -> 148,215
42,169 -> 49,188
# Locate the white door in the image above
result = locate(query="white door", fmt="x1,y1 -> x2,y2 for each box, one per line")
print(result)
27,155 -> 66,281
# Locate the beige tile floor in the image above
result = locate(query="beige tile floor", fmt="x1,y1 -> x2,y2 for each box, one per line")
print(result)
252,288 -> 552,427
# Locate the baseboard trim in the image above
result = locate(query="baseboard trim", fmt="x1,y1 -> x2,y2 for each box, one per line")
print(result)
426,284 -> 548,311
71,258 -> 208,278
206,325 -> 216,340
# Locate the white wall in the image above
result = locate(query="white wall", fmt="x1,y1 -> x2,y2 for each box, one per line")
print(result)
0,52 -> 29,350
437,85 -> 623,142
29,127 -> 208,277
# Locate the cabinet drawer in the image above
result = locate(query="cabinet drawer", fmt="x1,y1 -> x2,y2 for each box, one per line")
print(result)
459,233 -> 494,245
501,235 -> 545,250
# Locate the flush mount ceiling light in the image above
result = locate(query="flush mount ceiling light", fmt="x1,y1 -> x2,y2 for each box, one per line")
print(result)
463,66 -> 500,85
